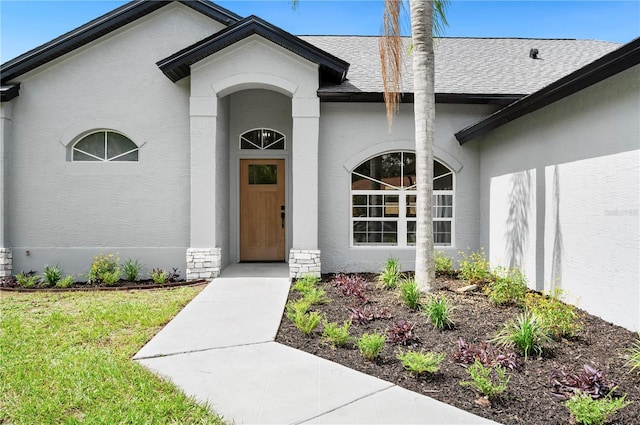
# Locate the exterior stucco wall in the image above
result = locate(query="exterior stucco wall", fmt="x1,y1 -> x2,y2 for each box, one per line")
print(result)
318,102 -> 497,273
0,102 -> 11,247
477,65 -> 640,331
7,4 -> 225,276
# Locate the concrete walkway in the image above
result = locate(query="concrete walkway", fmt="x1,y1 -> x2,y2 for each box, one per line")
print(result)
134,264 -> 498,425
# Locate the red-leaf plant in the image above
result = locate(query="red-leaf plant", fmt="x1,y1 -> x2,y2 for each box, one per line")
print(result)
387,319 -> 421,346
451,337 -> 521,370
550,364 -> 617,400
331,273 -> 369,302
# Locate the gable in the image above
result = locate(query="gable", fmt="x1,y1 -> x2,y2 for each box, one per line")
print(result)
157,15 -> 349,85
0,0 -> 240,85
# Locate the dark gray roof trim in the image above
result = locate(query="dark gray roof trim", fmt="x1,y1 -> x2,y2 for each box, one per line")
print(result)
318,92 -> 525,105
157,15 -> 350,84
455,36 -> 640,144
0,85 -> 20,102
0,0 -> 241,85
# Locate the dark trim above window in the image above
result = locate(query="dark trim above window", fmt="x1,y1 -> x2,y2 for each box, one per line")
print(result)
0,0 -> 241,85
318,91 -> 524,105
157,15 -> 350,84
455,36 -> 640,144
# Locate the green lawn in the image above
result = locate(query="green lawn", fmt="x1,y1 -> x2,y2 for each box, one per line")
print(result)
0,287 -> 225,424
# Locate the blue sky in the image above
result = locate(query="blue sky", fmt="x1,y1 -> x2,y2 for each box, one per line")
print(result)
1,0 -> 638,63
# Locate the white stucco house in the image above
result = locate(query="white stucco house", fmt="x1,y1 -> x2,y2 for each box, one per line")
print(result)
0,1 -> 638,330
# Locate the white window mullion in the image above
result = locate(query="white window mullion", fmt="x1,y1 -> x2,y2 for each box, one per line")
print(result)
398,192 -> 407,246
103,131 -> 108,160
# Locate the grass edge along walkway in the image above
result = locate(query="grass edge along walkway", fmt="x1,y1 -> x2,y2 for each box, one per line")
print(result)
0,286 -> 225,424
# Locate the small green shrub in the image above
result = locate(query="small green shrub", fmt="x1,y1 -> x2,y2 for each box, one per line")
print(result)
88,253 -> 120,285
493,311 -> 553,360
399,278 -> 421,310
102,270 -> 121,286
322,319 -> 352,347
458,248 -> 493,284
122,259 -> 143,281
525,289 -> 583,339
625,332 -> 640,375
434,251 -> 454,276
460,359 -> 509,399
302,287 -> 330,305
422,295 -> 455,329
150,268 -> 167,284
16,271 -> 38,288
285,299 -> 311,322
291,311 -> 321,335
356,331 -> 386,361
565,391 -> 632,425
55,275 -> 75,288
42,265 -> 62,287
293,274 -> 320,293
485,266 -> 528,306
397,350 -> 445,376
379,257 -> 401,290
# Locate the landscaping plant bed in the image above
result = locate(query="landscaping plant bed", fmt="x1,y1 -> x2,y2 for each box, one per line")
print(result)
0,278 -> 207,292
275,273 -> 639,425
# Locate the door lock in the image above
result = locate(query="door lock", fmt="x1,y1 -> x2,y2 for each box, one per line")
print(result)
280,205 -> 285,228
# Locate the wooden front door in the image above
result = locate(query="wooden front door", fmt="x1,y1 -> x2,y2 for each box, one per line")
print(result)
240,159 -> 286,261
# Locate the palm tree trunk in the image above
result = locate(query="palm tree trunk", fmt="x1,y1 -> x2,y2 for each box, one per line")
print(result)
410,0 -> 435,291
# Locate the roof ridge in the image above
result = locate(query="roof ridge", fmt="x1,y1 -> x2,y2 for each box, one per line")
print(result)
299,35 -> 620,43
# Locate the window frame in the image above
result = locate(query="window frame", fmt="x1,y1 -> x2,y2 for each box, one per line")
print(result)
350,151 -> 455,248
239,128 -> 286,151
71,130 -> 139,162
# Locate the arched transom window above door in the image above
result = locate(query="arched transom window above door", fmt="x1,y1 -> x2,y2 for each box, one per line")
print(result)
351,151 -> 454,247
240,129 -> 285,150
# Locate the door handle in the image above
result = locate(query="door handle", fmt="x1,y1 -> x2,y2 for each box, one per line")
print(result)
281,205 -> 285,229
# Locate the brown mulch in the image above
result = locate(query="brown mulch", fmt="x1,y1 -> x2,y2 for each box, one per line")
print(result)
275,274 -> 640,425
0,279 -> 207,292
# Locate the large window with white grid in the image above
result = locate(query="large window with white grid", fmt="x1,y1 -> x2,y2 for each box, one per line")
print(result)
351,152 -> 454,247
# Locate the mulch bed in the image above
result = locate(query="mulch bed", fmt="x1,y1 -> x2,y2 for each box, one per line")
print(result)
0,279 -> 207,292
275,274 -> 639,425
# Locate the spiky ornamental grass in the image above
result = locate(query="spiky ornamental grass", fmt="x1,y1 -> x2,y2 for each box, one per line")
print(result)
379,257 -> 401,289
492,311 -> 553,360
399,278 -> 421,310
122,259 -> 143,281
625,332 -> 640,375
42,265 -> 63,287
423,295 -> 455,330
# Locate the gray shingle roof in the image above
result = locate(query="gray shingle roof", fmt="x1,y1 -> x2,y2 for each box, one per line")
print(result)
300,36 -> 621,95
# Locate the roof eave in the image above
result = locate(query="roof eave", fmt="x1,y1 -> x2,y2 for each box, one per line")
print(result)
0,0 -> 241,84
317,92 -> 525,105
157,16 -> 350,84
455,36 -> 640,145
0,84 -> 20,102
